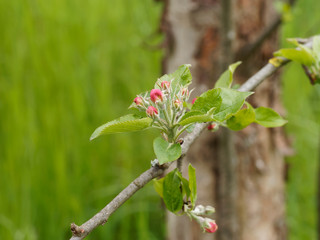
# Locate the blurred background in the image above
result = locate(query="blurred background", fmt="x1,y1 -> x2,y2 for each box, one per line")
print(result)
0,0 -> 319,239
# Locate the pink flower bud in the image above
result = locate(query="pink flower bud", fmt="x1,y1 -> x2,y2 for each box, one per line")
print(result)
204,220 -> 218,233
146,106 -> 158,117
192,98 -> 197,104
150,89 -> 163,103
207,123 -> 216,130
174,99 -> 182,108
161,81 -> 170,89
134,97 -> 143,105
181,88 -> 189,97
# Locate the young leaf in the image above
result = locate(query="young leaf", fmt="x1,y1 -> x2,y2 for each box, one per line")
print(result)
188,164 -> 197,207
163,169 -> 184,213
155,64 -> 192,93
178,107 -> 216,126
274,48 -> 315,66
181,177 -> 191,200
213,88 -> 253,122
226,103 -> 255,131
153,178 -> 164,198
192,88 -> 222,113
153,137 -> 182,165
215,61 -> 241,88
254,107 -> 287,127
90,114 -> 153,140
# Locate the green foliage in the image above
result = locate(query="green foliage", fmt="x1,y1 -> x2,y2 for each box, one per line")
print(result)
178,108 -> 216,126
90,115 -> 152,140
153,137 -> 182,165
154,164 -> 198,214
155,64 -> 192,94
226,103 -> 287,130
162,169 -> 184,213
226,103 -> 256,131
215,61 -> 241,88
254,107 -> 288,127
188,164 -> 197,207
275,36 -> 320,84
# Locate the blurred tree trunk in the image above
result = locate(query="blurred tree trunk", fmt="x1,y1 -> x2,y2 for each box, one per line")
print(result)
160,0 -> 288,239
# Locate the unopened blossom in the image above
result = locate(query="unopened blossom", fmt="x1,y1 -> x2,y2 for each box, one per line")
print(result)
204,219 -> 218,233
134,96 -> 143,105
174,99 -> 182,108
181,88 -> 189,97
146,106 -> 158,117
150,89 -> 163,102
192,98 -> 197,104
161,81 -> 170,89
207,123 -> 216,131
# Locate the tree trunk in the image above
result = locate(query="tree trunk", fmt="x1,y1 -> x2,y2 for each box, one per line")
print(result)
161,0 -> 287,239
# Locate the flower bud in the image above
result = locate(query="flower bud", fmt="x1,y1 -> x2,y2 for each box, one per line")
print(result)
150,89 -> 163,103
146,106 -> 158,117
181,88 -> 189,97
134,96 -> 143,105
161,81 -> 170,89
191,98 -> 197,104
204,206 -> 215,215
207,124 -> 216,131
204,219 -> 218,233
192,205 -> 206,215
174,99 -> 182,108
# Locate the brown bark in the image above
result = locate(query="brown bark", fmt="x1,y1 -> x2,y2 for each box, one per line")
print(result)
161,0 -> 288,239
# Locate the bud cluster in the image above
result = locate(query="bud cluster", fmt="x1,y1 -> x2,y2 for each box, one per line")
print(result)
132,79 -> 193,142
185,204 -> 218,233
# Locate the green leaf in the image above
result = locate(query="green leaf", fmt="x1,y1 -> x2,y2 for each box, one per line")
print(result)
226,103 -> 255,131
313,36 -> 320,62
188,164 -> 197,207
274,48 -> 315,66
215,61 -> 241,88
214,88 -> 253,122
90,114 -> 153,140
181,177 -> 191,200
153,137 -> 182,165
155,64 -> 192,94
192,88 -> 222,113
254,107 -> 287,127
163,169 -> 184,213
178,107 -> 216,126
153,178 -> 164,198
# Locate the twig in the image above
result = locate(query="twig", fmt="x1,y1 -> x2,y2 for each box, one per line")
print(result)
69,38 -> 313,240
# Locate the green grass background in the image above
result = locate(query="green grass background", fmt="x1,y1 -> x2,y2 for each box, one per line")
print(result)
282,0 -> 320,239
0,0 -> 319,239
0,0 -> 164,239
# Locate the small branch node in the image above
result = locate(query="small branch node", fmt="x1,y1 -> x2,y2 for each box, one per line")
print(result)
71,223 -> 85,237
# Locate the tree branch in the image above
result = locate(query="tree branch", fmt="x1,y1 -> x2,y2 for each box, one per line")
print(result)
69,37 -> 313,240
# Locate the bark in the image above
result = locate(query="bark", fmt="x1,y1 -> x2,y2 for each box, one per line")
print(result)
161,0 -> 288,239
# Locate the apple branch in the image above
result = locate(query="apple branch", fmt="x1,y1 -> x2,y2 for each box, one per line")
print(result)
69,38 -> 313,240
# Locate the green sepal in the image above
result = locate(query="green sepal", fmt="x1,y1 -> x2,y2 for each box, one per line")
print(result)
90,114 -> 153,140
